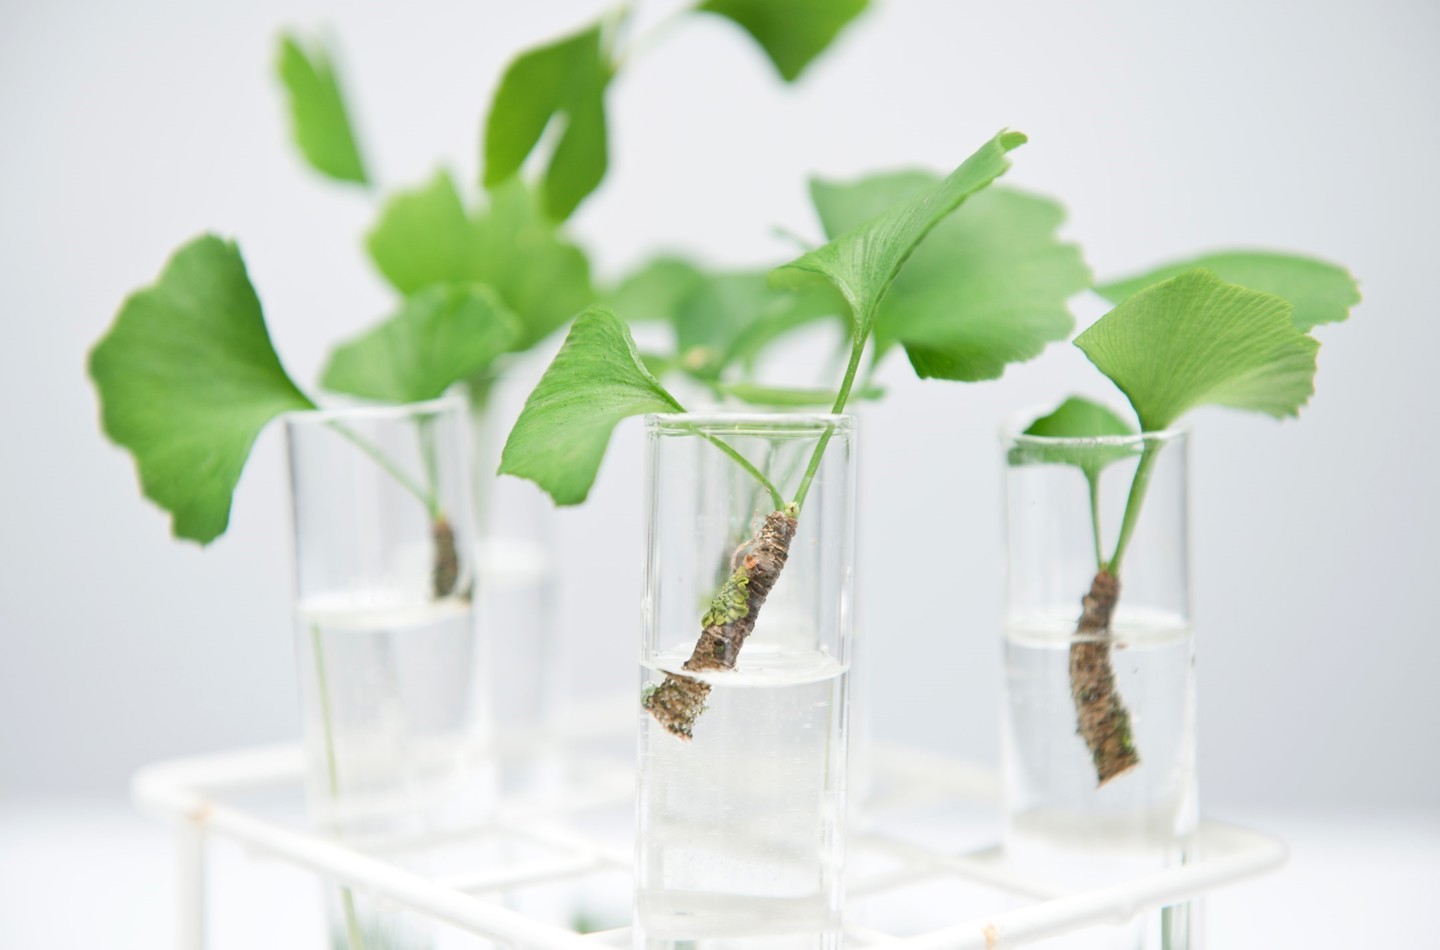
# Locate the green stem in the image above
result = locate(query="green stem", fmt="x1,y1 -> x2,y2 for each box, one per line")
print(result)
310,624 -> 367,950
610,3 -> 687,71
697,431 -> 786,511
1107,440 -> 1161,574
327,420 -> 439,519
792,315 -> 870,510
417,417 -> 442,519
1087,473 -> 1104,569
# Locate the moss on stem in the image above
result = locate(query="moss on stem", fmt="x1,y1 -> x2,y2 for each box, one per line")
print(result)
643,509 -> 798,739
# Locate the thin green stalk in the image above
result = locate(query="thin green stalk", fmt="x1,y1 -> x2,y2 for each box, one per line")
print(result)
696,430 -> 786,511
1107,440 -> 1161,574
610,4 -> 688,71
792,317 -> 869,510
327,420 -> 438,519
417,417 -> 441,515
309,624 -> 367,950
1087,474 -> 1104,569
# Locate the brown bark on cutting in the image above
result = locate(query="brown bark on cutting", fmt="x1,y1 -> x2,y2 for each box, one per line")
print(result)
432,516 -> 460,598
1069,570 -> 1140,786
644,509 -> 798,740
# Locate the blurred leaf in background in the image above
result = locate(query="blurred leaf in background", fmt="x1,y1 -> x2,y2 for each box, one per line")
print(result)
320,285 -> 520,402
276,32 -> 369,185
483,20 -> 612,221
699,0 -> 870,81
364,172 -> 593,351
809,176 -> 1091,381
1095,250 -> 1360,332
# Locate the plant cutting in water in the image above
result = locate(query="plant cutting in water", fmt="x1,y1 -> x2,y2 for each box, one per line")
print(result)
91,14 -> 879,946
1014,255 -> 1360,785
87,2 -> 872,550
500,129 -> 1095,738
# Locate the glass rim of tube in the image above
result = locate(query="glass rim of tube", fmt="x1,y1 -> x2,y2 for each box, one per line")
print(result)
1001,409 -> 1189,450
284,394 -> 466,428
647,411 -> 856,436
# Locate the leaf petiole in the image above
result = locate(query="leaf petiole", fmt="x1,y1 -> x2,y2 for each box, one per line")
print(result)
793,312 -> 869,510
1088,473 -> 1104,569
1106,439 -> 1161,575
689,428 -> 786,511
326,419 -> 440,519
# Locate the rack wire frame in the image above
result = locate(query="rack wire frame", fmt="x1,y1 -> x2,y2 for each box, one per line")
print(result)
132,725 -> 1285,950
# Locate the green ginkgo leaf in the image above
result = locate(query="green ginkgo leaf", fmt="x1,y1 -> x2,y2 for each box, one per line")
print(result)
1009,396 -> 1139,482
602,257 -> 707,322
276,32 -> 368,185
366,172 -> 592,349
810,177 -> 1089,381
1076,269 -> 1320,432
499,308 -> 682,505
320,285 -> 521,403
775,130 -> 1026,341
471,180 -> 595,348
698,0 -> 870,81
606,256 -> 848,379
1096,250 -> 1360,332
88,236 -> 315,544
365,171 -> 474,294
483,21 -> 611,221
719,282 -> 849,372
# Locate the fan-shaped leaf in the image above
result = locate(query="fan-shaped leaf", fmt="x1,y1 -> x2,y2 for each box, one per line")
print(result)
1076,269 -> 1319,432
810,176 -> 1089,381
1009,396 -> 1138,480
366,172 -> 592,349
483,21 -> 611,221
774,130 -> 1026,342
276,32 -> 368,185
698,0 -> 870,81
602,257 -> 707,322
321,285 -> 520,403
607,256 -> 847,378
366,171 -> 472,294
499,308 -> 682,505
1096,250 -> 1359,332
88,236 -> 315,544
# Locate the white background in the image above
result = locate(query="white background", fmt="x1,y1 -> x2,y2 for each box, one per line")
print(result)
1,0 -> 1437,942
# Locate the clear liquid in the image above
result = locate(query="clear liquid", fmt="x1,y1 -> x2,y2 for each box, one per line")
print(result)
1002,611 -> 1197,949
299,594 -> 487,950
636,645 -> 848,950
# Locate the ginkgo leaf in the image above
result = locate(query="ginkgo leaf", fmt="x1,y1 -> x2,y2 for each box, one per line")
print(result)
602,257 -> 706,322
810,176 -> 1089,381
366,172 -> 592,349
320,285 -> 521,403
606,256 -> 847,378
471,180 -> 595,347
88,236 -> 315,544
670,271 -> 773,377
774,130 -> 1026,341
1076,269 -> 1320,432
275,32 -> 368,185
499,307 -> 682,505
698,0 -> 870,81
483,21 -> 611,221
720,282 -> 849,372
365,171 -> 473,294
1096,250 -> 1359,332
1008,396 -> 1139,481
